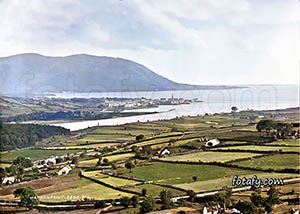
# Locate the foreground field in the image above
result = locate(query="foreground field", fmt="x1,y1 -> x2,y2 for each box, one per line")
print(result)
0,171 -> 132,201
161,151 -> 263,163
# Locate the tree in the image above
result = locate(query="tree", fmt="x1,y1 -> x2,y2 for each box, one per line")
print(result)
96,157 -> 102,166
131,195 -> 139,208
140,197 -> 154,213
235,201 -> 258,214
159,190 -> 172,209
187,190 -> 196,202
71,157 -> 79,167
143,146 -> 153,158
136,134 -> 144,141
231,106 -> 238,112
13,187 -> 39,209
142,188 -> 147,196
266,186 -> 280,205
120,196 -> 131,208
103,158 -> 109,165
131,145 -> 139,153
256,120 -> 277,136
125,161 -> 135,173
111,163 -> 117,170
192,176 -> 197,182
0,167 -> 6,182
250,189 -> 264,207
94,200 -> 106,208
13,156 -> 33,168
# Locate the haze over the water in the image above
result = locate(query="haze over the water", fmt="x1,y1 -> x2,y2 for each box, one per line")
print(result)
0,0 -> 298,86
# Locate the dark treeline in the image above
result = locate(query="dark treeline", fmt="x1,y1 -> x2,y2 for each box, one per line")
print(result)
0,123 -> 70,151
3,111 -> 156,122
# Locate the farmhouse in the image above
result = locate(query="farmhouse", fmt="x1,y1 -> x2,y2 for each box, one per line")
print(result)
205,139 -> 220,147
45,157 -> 56,165
159,148 -> 171,156
58,165 -> 72,175
203,206 -> 219,214
1,176 -> 15,185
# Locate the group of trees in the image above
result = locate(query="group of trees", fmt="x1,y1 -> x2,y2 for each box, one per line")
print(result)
235,187 -> 280,213
0,156 -> 34,182
5,111 -> 155,122
134,146 -> 153,159
0,123 -> 70,151
120,195 -> 139,208
118,190 -> 173,213
96,157 -> 110,166
197,186 -> 280,214
13,187 -> 39,209
256,119 -> 294,138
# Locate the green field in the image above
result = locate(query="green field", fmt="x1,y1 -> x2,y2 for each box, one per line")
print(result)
47,142 -> 119,150
176,172 -> 298,192
117,162 -> 257,185
103,153 -> 136,162
268,139 -> 300,146
232,154 -> 300,170
0,148 -> 84,162
212,145 -> 300,152
84,171 -> 140,187
162,151 -> 263,163
42,178 -> 133,201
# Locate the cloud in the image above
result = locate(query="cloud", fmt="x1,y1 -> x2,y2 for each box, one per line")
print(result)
0,0 -> 298,85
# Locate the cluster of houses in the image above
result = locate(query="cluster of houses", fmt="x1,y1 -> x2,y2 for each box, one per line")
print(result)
1,153 -> 80,186
202,205 -> 242,214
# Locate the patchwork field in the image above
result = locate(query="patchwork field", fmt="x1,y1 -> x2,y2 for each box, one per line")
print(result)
103,153 -> 136,162
176,172 -> 299,192
0,171 -> 132,201
161,151 -> 263,163
212,145 -> 300,152
268,139 -> 300,146
117,162 -> 257,185
232,154 -> 300,170
46,142 -> 120,150
0,148 -> 84,162
83,171 -> 140,187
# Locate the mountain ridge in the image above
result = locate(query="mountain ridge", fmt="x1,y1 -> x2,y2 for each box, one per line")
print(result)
0,53 -> 241,95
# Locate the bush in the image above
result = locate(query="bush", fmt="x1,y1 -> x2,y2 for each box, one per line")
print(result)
94,200 -> 106,208
140,197 -> 155,213
120,196 -> 131,208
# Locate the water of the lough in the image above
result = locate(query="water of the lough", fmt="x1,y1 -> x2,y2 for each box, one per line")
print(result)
51,84 -> 299,131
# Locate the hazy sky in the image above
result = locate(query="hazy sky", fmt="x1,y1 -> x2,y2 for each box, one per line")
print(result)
0,0 -> 298,85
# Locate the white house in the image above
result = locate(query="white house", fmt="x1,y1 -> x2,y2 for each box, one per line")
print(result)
160,148 -> 171,156
2,176 -> 15,185
58,165 -> 72,175
203,206 -> 219,214
205,139 -> 220,147
45,157 -> 56,165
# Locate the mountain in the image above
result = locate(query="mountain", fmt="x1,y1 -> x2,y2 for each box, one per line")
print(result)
0,53 -> 238,95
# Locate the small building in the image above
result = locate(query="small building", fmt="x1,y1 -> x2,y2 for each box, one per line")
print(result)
45,157 -> 56,165
58,165 -> 72,176
2,176 -> 15,185
203,206 -> 219,214
205,139 -> 220,147
160,148 -> 171,156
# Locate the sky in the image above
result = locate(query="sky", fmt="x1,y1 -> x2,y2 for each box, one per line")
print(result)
0,0 -> 299,85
